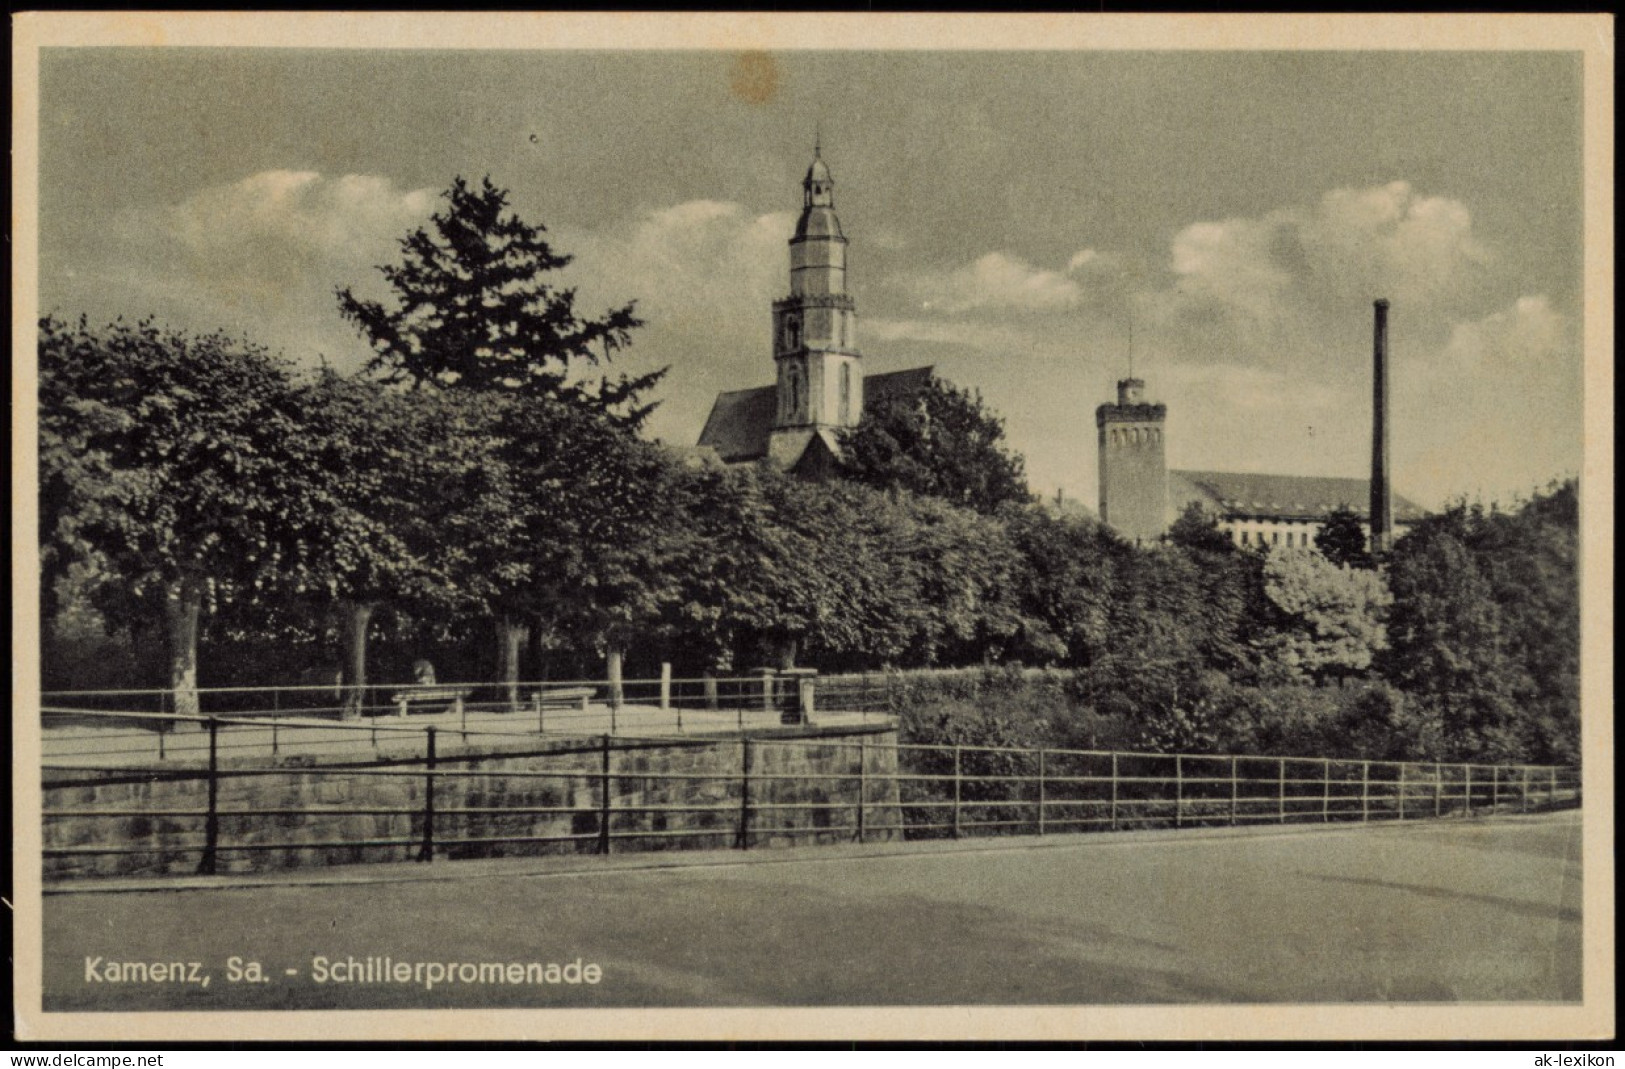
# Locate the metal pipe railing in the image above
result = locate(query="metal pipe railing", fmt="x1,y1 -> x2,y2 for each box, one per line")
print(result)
40,715 -> 1581,880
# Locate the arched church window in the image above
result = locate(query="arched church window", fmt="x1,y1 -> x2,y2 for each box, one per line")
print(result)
786,366 -> 802,421
782,313 -> 801,353
839,362 -> 851,423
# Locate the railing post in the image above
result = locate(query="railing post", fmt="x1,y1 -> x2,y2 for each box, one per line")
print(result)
536,691 -> 546,735
1464,764 -> 1473,816
1277,758 -> 1286,824
1550,767 -> 1557,808
1229,756 -> 1239,826
856,739 -> 866,844
418,726 -> 437,863
1322,758 -> 1331,822
1521,766 -> 1530,813
1110,753 -> 1119,832
1434,761 -> 1442,818
197,717 -> 219,875
1397,763 -> 1406,821
952,745 -> 962,839
1175,756 -> 1184,829
598,734 -> 612,855
660,662 -> 672,713
737,738 -> 752,851
1491,765 -> 1500,811
1360,761 -> 1370,823
1037,749 -> 1046,836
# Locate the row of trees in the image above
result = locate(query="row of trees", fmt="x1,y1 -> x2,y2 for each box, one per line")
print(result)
38,175 -> 1580,764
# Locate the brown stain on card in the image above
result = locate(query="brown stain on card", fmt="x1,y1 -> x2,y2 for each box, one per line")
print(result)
729,52 -> 779,106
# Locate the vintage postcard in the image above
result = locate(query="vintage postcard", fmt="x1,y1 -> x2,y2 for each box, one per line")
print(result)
10,12 -> 1614,1044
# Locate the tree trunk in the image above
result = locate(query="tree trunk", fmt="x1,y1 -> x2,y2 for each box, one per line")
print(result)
530,620 -> 550,685
340,600 -> 376,720
162,576 -> 204,719
607,641 -> 625,711
497,614 -> 530,712
703,669 -> 719,711
776,635 -> 799,672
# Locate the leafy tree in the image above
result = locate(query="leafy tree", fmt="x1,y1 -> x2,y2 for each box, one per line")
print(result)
872,490 -> 1028,667
1314,505 -> 1372,569
747,473 -> 890,669
38,317 -> 320,716
837,375 -> 1029,514
293,373 -> 462,715
1380,482 -> 1578,762
337,175 -> 663,427
502,402 -> 682,705
1165,501 -> 1236,556
391,393 -> 680,707
1004,508 -> 1118,667
1255,546 -> 1391,686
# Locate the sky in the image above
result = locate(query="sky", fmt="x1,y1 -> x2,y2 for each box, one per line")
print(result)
36,46 -> 1587,511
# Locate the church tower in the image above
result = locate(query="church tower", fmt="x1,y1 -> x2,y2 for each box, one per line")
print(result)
1096,377 -> 1168,544
768,142 -> 862,469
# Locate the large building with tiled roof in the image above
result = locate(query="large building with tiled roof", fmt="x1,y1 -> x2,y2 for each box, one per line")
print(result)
1170,470 -> 1426,551
1097,375 -> 1425,550
696,144 -> 934,477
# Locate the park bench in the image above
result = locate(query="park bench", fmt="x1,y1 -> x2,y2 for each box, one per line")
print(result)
527,686 -> 596,715
385,686 -> 474,718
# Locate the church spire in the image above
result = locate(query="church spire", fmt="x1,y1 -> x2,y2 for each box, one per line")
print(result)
803,137 -> 834,209
770,141 -> 861,456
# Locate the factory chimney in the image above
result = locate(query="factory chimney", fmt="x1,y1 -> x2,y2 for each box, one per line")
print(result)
1370,299 -> 1394,557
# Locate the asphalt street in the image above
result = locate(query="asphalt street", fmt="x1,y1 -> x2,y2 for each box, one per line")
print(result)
41,812 -> 1581,1009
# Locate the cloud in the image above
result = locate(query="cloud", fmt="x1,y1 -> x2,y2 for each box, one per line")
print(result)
560,200 -> 792,327
110,170 -> 437,298
44,171 -> 442,369
1442,294 -> 1569,370
1160,181 -> 1491,329
1299,181 -> 1491,307
551,199 -> 800,445
862,316 -> 1029,351
903,251 -> 1088,314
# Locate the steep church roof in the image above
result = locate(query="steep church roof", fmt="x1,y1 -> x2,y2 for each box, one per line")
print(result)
697,367 -> 936,464
1171,469 -> 1428,523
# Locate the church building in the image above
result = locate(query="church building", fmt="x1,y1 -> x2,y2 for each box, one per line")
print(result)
696,145 -> 934,475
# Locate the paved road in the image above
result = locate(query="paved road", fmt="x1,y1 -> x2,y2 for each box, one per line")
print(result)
41,813 -> 1581,1010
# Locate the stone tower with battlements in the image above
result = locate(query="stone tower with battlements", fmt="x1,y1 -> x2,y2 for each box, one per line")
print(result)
1096,377 -> 1169,544
768,142 -> 863,468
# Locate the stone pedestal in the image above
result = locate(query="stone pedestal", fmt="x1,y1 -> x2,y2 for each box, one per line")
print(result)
779,668 -> 817,725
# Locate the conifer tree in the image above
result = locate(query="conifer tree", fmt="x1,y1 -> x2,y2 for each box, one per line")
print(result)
337,176 -> 663,428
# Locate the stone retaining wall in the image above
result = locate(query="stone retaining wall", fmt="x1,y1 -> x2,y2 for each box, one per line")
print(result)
43,727 -> 902,880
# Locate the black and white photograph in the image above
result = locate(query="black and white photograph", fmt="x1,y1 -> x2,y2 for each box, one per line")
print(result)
11,12 -> 1614,1044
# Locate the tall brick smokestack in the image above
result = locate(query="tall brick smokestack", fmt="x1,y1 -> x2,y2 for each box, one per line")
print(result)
1370,298 -> 1394,557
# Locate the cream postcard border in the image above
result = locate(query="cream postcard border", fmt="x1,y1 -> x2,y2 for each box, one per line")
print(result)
10,11 -> 1615,1043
